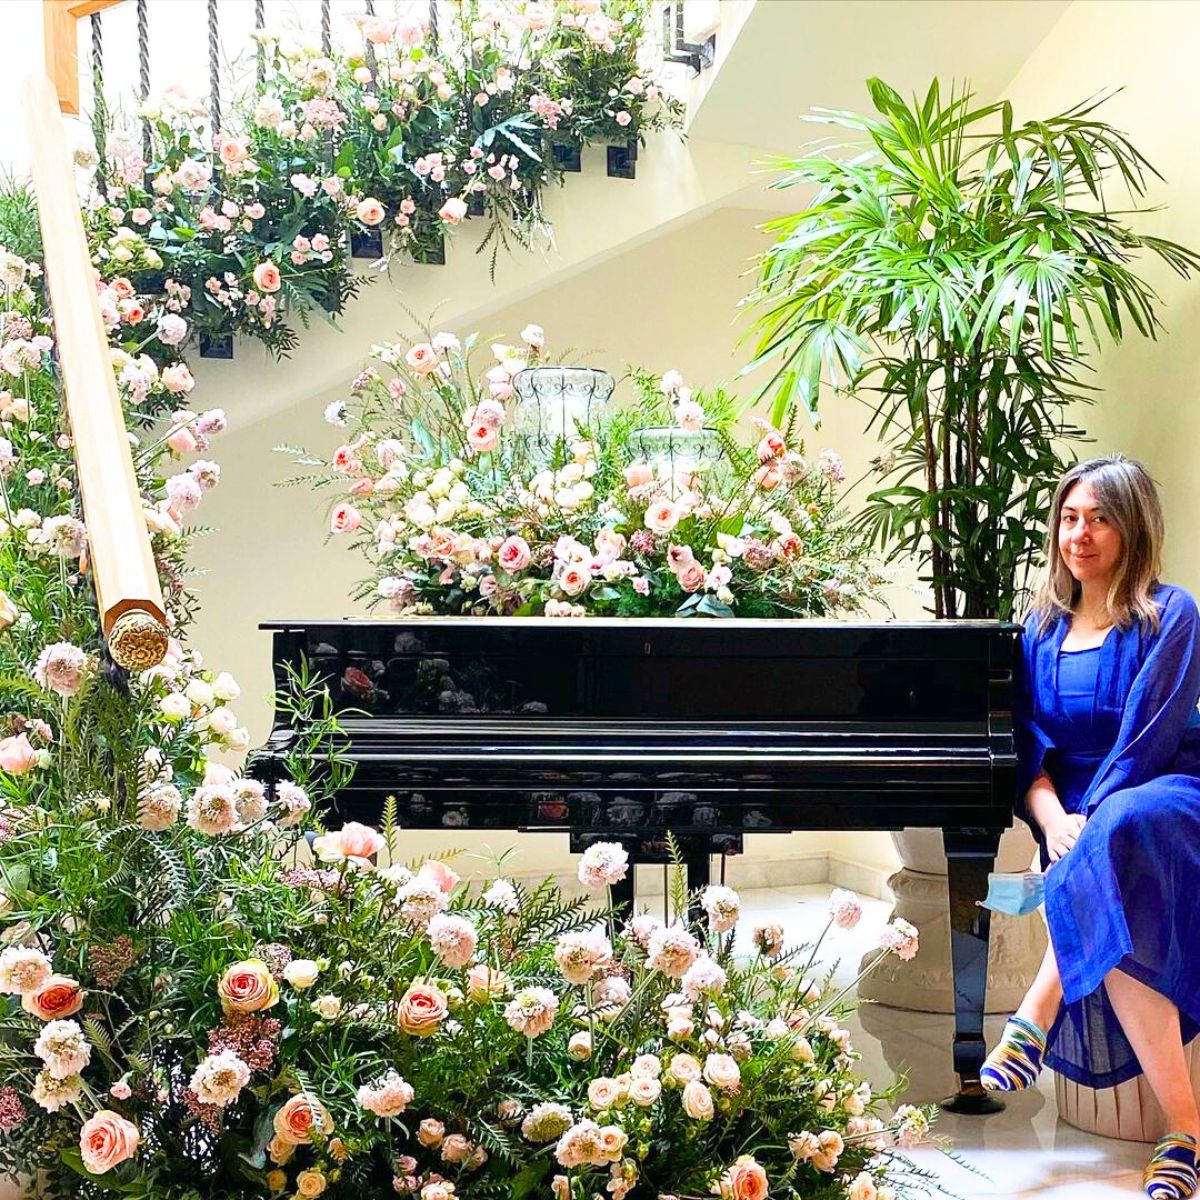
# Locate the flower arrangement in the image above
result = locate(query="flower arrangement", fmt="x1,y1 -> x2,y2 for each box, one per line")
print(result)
85,0 -> 683,357
287,326 -> 879,618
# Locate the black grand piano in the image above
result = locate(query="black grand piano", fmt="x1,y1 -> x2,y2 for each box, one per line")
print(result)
253,616 -> 1020,1111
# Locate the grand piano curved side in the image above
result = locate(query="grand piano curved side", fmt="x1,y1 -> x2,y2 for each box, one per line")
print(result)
250,616 -> 1020,1110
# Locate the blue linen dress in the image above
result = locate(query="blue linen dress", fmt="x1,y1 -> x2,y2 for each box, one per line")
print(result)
1016,583 -> 1200,1087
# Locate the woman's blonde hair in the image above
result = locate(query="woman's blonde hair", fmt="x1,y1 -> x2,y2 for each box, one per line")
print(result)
1033,455 -> 1165,634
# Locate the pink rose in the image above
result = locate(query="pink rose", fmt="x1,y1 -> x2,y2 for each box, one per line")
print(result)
418,1118 -> 445,1147
330,502 -> 362,534
644,500 -> 679,535
667,544 -> 694,570
312,821 -> 384,868
22,976 -> 84,1021
218,136 -> 249,167
439,197 -> 468,225
753,462 -> 783,491
756,432 -> 785,462
0,733 -> 37,774
398,982 -> 449,1037
252,262 -> 281,293
559,565 -> 590,597
356,197 -> 385,226
405,343 -> 438,375
624,462 -> 653,488
498,536 -> 532,572
675,562 -> 705,593
79,1110 -> 140,1174
467,422 -> 498,453
166,425 -> 198,454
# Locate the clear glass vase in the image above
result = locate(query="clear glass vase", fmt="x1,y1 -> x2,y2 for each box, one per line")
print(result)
510,366 -> 615,458
625,425 -> 725,495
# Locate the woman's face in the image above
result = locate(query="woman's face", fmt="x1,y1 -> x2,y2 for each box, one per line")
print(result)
1058,480 -> 1123,588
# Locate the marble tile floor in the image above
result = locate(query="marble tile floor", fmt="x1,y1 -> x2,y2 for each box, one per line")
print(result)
745,883 -> 1152,1198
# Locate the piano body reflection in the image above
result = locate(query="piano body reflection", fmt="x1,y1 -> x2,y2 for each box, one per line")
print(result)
253,617 -> 1020,1110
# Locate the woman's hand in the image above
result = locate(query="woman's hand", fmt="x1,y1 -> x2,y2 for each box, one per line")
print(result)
1043,811 -> 1087,864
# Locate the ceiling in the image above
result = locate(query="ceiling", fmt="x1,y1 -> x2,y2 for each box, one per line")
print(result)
687,0 -> 1073,157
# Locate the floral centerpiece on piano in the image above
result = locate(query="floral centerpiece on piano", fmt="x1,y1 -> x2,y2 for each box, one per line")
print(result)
284,325 -> 879,617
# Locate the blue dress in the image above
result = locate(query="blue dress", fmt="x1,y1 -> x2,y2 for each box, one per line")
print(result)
1016,583 -> 1200,1087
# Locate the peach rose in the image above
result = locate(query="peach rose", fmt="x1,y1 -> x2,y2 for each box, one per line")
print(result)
559,565 -> 590,597
0,733 -> 37,774
22,975 -> 84,1021
79,1110 -> 140,1174
273,1094 -> 334,1146
219,137 -> 249,167
624,462 -> 653,488
681,1079 -> 713,1120
416,860 -> 460,894
398,981 -> 448,1037
356,197 -> 385,226
726,1156 -> 769,1200
405,343 -> 438,375
756,432 -> 786,462
296,1169 -> 328,1197
498,535 -> 531,573
417,1118 -> 445,1147
252,261 -> 281,293
439,197 -> 468,225
312,821 -> 384,869
467,422 -> 498,453
644,499 -> 680,535
330,502 -> 362,534
218,959 -> 280,1014
753,462 -> 782,491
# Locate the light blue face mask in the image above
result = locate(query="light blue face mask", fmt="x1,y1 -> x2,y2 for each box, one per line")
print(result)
979,871 -> 1046,917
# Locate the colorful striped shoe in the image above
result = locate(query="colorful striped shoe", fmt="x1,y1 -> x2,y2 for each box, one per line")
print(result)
1144,1133 -> 1198,1200
979,1016 -> 1047,1091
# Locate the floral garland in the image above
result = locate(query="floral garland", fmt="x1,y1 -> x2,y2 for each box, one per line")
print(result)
290,326 -> 880,618
86,0 -> 683,358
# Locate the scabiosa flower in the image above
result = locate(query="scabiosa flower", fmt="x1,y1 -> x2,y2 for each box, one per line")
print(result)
482,877 -> 519,913
190,1049 -> 250,1107
894,1103 -> 931,1147
31,1069 -> 82,1112
187,784 -> 241,835
33,641 -> 88,697
34,1019 -> 91,1078
752,922 -> 785,958
395,878 -> 448,927
623,913 -> 662,950
0,946 -> 53,995
235,779 -> 268,823
357,1070 -> 415,1118
274,780 -> 311,826
138,783 -> 182,831
681,955 -> 727,1002
577,841 -> 629,889
879,918 -> 919,961
828,888 -> 863,930
553,930 -> 613,985
646,924 -> 701,980
700,885 -> 740,932
521,1101 -> 572,1144
39,515 -> 86,558
504,986 -> 559,1038
427,913 -> 478,969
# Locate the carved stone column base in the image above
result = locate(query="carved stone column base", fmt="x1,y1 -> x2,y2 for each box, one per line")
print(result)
858,863 -> 1047,1014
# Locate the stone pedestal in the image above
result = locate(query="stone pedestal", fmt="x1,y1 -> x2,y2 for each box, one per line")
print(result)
858,825 -> 1047,1014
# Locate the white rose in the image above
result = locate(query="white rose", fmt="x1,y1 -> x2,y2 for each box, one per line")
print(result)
283,959 -> 320,989
185,679 -> 215,708
681,1080 -> 713,1120
158,692 -> 190,721
212,672 -> 241,701
312,994 -> 342,1019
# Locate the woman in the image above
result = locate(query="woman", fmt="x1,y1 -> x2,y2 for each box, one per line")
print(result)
980,456 -> 1200,1200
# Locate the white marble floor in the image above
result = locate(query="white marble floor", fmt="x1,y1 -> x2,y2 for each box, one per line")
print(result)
746,883 -> 1152,1198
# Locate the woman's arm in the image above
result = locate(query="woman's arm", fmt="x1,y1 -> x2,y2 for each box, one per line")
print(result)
1025,769 -> 1086,863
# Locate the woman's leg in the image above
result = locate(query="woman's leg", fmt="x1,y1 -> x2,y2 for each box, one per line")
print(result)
1015,940 -> 1065,1034
1105,967 -> 1200,1140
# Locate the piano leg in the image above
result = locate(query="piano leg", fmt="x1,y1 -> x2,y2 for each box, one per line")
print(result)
942,827 -> 1005,1114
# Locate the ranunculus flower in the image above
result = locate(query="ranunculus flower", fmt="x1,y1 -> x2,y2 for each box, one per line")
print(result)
312,821 -> 384,868
439,197 -> 468,225
397,982 -> 449,1037
356,197 -> 385,226
79,1110 -> 140,1174
252,261 -> 281,293
22,975 -> 84,1021
330,502 -> 362,533
218,960 -> 280,1014
273,1094 -> 334,1145
0,733 -> 37,774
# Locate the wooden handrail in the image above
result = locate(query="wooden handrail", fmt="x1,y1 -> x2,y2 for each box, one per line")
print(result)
22,73 -> 168,671
43,0 -> 128,115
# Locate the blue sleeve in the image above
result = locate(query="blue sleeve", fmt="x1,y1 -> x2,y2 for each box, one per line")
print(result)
1083,588 -> 1200,816
1014,623 -> 1055,834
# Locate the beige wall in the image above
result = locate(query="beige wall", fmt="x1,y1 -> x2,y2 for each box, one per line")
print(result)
1004,0 -> 1200,589
191,204 -> 912,874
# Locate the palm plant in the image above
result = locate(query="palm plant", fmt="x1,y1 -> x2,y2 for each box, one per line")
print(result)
744,78 -> 1200,619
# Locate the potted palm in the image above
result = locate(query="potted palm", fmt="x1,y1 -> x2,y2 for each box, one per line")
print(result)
744,77 -> 1200,619
744,77 -> 1200,1025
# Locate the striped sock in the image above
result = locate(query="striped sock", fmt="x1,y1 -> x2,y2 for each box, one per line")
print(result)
980,1016 -> 1047,1092
1144,1133 -> 1198,1200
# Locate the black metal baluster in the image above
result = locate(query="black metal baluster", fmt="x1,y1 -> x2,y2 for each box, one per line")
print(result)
91,14 -> 107,198
200,0 -> 234,359
137,0 -> 151,163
